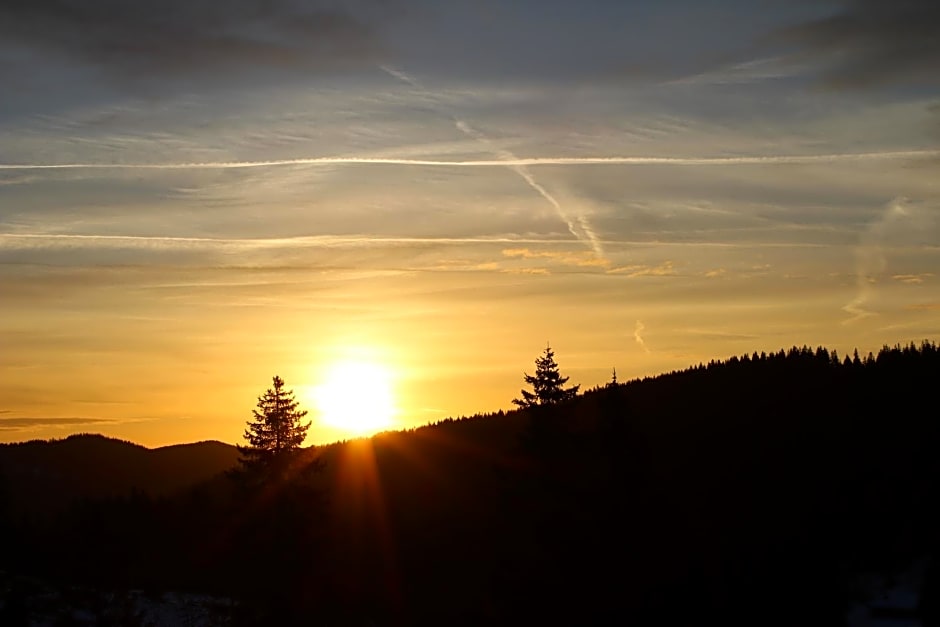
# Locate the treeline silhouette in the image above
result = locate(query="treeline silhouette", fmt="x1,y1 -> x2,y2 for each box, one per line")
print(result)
1,340 -> 939,625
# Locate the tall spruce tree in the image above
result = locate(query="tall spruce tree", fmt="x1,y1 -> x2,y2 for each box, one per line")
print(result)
513,344 -> 580,408
238,375 -> 311,476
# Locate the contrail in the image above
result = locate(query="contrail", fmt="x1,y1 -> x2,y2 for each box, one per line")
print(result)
2,150 -> 934,171
380,65 -> 604,258
0,232 -> 588,249
0,232 -> 836,249
454,119 -> 604,256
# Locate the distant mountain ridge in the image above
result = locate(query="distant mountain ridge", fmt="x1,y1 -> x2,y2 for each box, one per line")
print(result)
0,433 -> 240,517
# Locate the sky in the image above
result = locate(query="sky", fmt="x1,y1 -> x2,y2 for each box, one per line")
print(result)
2,0 -> 939,446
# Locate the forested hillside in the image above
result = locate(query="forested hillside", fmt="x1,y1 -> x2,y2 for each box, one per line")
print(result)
1,341 -> 938,626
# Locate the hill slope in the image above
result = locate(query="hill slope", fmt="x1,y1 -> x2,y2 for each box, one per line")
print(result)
0,434 -> 239,516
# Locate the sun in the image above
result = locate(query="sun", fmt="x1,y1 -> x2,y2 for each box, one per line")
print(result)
313,360 -> 397,437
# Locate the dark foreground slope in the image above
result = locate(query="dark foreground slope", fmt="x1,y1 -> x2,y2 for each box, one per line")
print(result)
2,341 -> 939,626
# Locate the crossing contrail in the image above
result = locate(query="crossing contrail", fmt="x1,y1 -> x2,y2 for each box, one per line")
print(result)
380,65 -> 604,258
1,150 -> 933,172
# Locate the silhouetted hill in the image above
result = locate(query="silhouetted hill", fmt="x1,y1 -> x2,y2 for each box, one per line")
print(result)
0,433 -> 239,517
2,340 -> 939,626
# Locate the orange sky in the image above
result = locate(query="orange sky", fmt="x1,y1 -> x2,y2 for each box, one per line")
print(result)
4,238 -> 938,446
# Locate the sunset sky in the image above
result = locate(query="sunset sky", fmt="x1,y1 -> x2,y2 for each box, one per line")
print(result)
2,0 -> 938,446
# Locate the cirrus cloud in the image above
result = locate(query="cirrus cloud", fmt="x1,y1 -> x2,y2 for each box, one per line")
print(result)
0,0 -> 388,82
0,415 -> 114,431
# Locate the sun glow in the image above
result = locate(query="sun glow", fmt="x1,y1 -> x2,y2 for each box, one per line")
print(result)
314,360 -> 397,437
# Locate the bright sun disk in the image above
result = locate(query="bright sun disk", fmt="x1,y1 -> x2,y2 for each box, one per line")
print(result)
314,360 -> 396,436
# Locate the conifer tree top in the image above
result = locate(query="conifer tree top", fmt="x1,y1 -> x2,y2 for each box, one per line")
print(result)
513,344 -> 580,408
238,375 -> 311,478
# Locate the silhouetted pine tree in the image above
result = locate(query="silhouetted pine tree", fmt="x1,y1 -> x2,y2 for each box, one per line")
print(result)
513,344 -> 580,408
238,376 -> 311,479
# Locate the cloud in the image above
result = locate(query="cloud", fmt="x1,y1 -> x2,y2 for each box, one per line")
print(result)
774,0 -> 940,89
505,267 -> 550,276
893,273 -> 933,284
0,173 -> 37,186
502,247 -> 608,269
843,197 -> 913,323
608,261 -> 676,277
425,259 -> 500,273
906,302 -> 940,311
0,0 -> 385,82
664,56 -> 803,87
0,416 -> 113,430
634,320 -> 650,354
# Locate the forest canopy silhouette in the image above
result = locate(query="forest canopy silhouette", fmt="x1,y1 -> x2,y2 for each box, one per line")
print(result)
1,339 -> 939,625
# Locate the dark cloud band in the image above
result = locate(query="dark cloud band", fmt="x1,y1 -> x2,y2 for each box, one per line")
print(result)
0,0 -> 386,79
776,0 -> 940,88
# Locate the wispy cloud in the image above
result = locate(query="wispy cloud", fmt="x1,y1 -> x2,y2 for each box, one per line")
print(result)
843,197 -> 911,324
0,174 -> 38,186
906,302 -> 940,311
609,261 -> 676,277
634,320 -> 650,354
893,273 -> 933,285
425,259 -> 501,273
666,56 -> 802,86
502,248 -> 608,269
0,416 -> 113,431
506,267 -> 550,276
